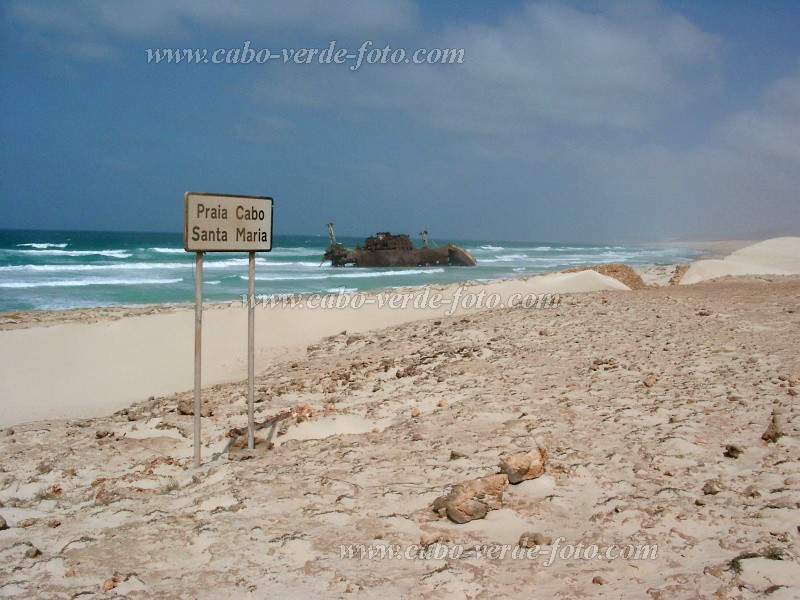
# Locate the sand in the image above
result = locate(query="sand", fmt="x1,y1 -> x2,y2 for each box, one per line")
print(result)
0,270 -> 627,429
0,275 -> 798,598
1,238 -> 799,597
681,237 -> 800,285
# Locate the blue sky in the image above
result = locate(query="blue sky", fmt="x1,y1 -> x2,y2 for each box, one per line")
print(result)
1,0 -> 798,242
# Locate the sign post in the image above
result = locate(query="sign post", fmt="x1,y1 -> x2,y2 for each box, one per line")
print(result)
194,251 -> 203,468
184,192 -> 273,467
247,250 -> 256,450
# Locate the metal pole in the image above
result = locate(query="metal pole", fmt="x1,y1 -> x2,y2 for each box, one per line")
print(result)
194,251 -> 203,468
247,251 -> 255,449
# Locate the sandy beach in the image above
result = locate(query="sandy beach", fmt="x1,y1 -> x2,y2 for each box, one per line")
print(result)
1,238 -> 799,597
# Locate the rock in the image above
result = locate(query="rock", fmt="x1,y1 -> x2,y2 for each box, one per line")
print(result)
789,388 -> 798,397
592,576 -> 606,585
643,377 -> 657,388
724,444 -> 743,459
697,310 -> 711,316
24,546 -> 41,559
95,429 -> 111,439
228,435 -> 271,461
410,408 -> 421,418
0,515 -> 7,530
453,474 -> 509,509
444,497 -> 488,524
743,485 -> 761,498
432,474 -> 509,524
177,399 -> 212,417
519,532 -> 551,547
703,480 -> 722,495
437,399 -> 447,407
449,450 -> 467,460
103,579 -> 116,592
764,496 -> 797,509
784,476 -> 798,486
420,533 -> 441,547
762,410 -> 785,443
499,447 -> 547,484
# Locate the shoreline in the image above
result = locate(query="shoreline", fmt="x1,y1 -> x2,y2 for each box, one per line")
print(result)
0,261 -> 698,331
1,237 -> 798,430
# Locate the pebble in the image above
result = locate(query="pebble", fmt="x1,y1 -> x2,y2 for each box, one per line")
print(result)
0,515 -> 7,530
743,485 -> 761,498
519,532 -> 552,547
723,444 -> 743,459
702,480 -> 722,495
177,399 -> 212,417
411,408 -> 421,418
592,576 -> 606,585
24,546 -> 41,559
784,476 -> 798,486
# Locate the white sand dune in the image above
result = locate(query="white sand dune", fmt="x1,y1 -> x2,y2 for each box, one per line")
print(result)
0,270 -> 627,428
681,237 -> 800,285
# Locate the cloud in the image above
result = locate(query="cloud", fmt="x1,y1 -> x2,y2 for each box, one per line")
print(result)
3,0 -> 418,62
255,1 -> 723,140
715,76 -> 800,164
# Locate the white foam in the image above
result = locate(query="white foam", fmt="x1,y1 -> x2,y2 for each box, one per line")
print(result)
149,247 -> 185,254
16,243 -> 68,249
247,267 -> 445,282
13,249 -> 132,258
0,277 -> 183,289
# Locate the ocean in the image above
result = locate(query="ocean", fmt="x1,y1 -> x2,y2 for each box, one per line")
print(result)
0,229 -> 701,311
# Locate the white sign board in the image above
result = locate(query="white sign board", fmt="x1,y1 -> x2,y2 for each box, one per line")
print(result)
184,192 -> 273,252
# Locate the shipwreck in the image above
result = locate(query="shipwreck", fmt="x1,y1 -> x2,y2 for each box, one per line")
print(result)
322,222 -> 476,268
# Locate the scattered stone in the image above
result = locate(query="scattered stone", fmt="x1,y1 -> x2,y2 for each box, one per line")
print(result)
762,410 -> 785,443
592,576 -> 606,585
103,579 -> 116,592
703,480 -> 722,495
643,377 -> 657,388
228,435 -> 271,461
519,532 -> 551,547
695,498 -> 706,506
449,450 -> 467,460
411,408 -> 421,418
437,399 -> 447,407
697,310 -> 712,316
743,485 -> 761,498
177,399 -> 212,417
784,476 -> 798,486
724,444 -> 743,459
24,546 -> 41,559
432,474 -> 509,524
0,515 -> 7,530
95,429 -> 111,439
499,447 -> 547,484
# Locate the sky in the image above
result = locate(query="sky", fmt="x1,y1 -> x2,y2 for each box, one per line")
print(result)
1,0 -> 799,243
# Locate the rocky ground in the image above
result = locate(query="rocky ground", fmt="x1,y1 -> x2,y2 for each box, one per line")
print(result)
1,275 -> 799,598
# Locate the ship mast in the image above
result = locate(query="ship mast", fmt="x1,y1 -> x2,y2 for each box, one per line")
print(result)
326,221 -> 337,246
419,229 -> 429,248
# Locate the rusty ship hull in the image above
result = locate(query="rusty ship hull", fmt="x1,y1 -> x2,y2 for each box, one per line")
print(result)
323,228 -> 476,268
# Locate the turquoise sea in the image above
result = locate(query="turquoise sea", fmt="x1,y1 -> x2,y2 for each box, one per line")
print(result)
0,230 -> 701,311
